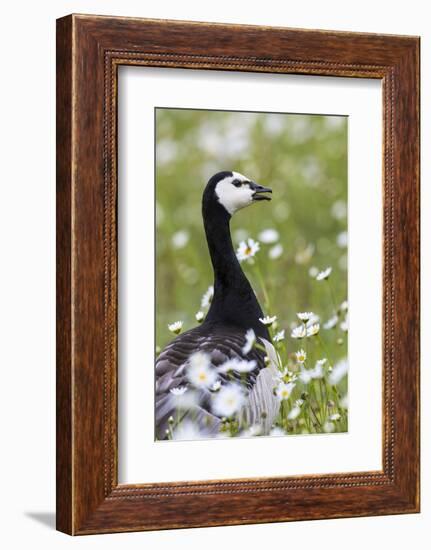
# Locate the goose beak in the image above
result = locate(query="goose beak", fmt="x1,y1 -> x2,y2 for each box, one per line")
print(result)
250,182 -> 272,201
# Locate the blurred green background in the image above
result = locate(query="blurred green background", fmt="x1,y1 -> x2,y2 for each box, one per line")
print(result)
155,108 -> 348,360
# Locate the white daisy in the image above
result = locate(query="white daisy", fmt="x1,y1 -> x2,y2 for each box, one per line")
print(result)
171,229 -> 190,249
329,358 -> 348,385
309,266 -> 319,278
316,267 -> 332,281
336,231 -> 348,248
288,405 -> 301,420
291,324 -> 306,339
295,349 -> 307,363
170,386 -> 187,396
259,315 -> 277,327
157,138 -> 178,166
331,200 -> 347,220
201,286 -> 214,309
242,328 -> 256,355
187,352 -> 217,389
273,329 -> 285,342
212,384 -> 245,417
274,366 -> 288,380
311,361 -> 325,379
306,323 -> 320,337
299,360 -> 325,384
275,381 -> 295,401
330,413 -> 341,421
236,238 -> 260,262
217,358 -> 257,374
276,369 -> 298,384
306,313 -> 320,326
340,300 -> 348,312
299,369 -> 313,384
172,420 -> 204,441
340,315 -> 349,332
264,115 -> 285,136
323,421 -> 335,433
340,394 -> 349,409
258,228 -> 279,243
195,311 -> 205,323
168,321 -> 183,335
268,243 -> 283,260
297,311 -> 314,323
240,424 -> 262,438
323,315 -> 338,329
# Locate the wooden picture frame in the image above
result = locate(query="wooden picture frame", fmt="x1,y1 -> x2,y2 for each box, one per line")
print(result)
56,14 -> 420,535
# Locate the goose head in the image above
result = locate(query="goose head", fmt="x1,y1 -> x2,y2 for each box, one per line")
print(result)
204,171 -> 272,217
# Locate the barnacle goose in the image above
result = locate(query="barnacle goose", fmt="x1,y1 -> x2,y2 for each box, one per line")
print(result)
155,171 -> 278,439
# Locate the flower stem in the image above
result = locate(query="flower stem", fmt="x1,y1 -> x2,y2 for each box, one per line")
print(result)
254,258 -> 271,311
326,279 -> 339,315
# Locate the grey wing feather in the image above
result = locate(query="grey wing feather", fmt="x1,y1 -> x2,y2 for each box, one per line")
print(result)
242,367 -> 280,434
155,324 -> 266,439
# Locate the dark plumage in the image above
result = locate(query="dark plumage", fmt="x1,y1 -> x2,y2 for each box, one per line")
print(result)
155,171 -> 274,439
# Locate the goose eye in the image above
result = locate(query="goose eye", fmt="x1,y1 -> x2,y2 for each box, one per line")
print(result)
232,179 -> 242,188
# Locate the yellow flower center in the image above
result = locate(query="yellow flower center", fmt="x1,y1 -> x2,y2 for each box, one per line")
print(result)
245,246 -> 252,255
198,372 -> 207,382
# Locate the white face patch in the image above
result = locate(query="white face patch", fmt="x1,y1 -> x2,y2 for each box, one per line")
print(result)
215,172 -> 254,215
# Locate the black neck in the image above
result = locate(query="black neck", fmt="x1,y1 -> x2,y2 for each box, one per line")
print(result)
202,201 -> 269,340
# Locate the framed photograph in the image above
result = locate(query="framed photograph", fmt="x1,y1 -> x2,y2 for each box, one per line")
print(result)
56,14 -> 420,534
